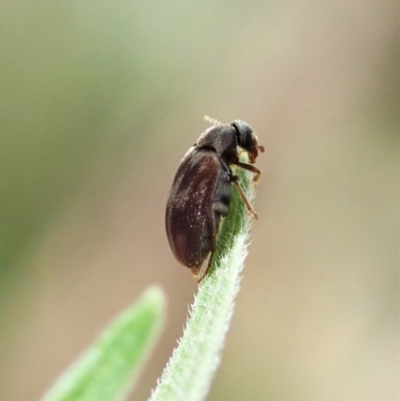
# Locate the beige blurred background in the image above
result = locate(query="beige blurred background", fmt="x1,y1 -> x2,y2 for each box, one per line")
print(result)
0,1 -> 398,400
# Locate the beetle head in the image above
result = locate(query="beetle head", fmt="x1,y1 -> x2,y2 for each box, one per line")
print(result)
231,120 -> 264,163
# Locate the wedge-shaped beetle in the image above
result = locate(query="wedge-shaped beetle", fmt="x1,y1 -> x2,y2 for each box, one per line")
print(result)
165,117 -> 264,283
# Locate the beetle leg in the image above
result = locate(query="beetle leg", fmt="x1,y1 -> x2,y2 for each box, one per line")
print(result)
197,207 -> 219,284
212,201 -> 230,217
231,175 -> 259,220
197,251 -> 216,284
233,161 -> 262,182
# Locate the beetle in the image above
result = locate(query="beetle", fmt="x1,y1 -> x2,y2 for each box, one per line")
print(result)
165,117 -> 264,283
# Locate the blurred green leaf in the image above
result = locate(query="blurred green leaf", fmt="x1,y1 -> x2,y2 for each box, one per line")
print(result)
41,286 -> 166,401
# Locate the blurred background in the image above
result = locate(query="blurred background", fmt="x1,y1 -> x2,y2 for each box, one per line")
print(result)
0,0 -> 398,400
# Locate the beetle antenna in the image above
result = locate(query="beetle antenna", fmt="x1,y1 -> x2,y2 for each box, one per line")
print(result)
204,115 -> 222,126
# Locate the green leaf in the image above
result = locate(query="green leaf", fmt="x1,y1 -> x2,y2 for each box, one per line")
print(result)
42,286 -> 166,401
149,154 -> 257,401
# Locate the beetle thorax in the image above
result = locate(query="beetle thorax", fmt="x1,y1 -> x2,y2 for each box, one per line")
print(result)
196,125 -> 237,163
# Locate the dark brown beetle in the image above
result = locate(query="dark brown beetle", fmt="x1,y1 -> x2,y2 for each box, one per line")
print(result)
165,117 -> 264,283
